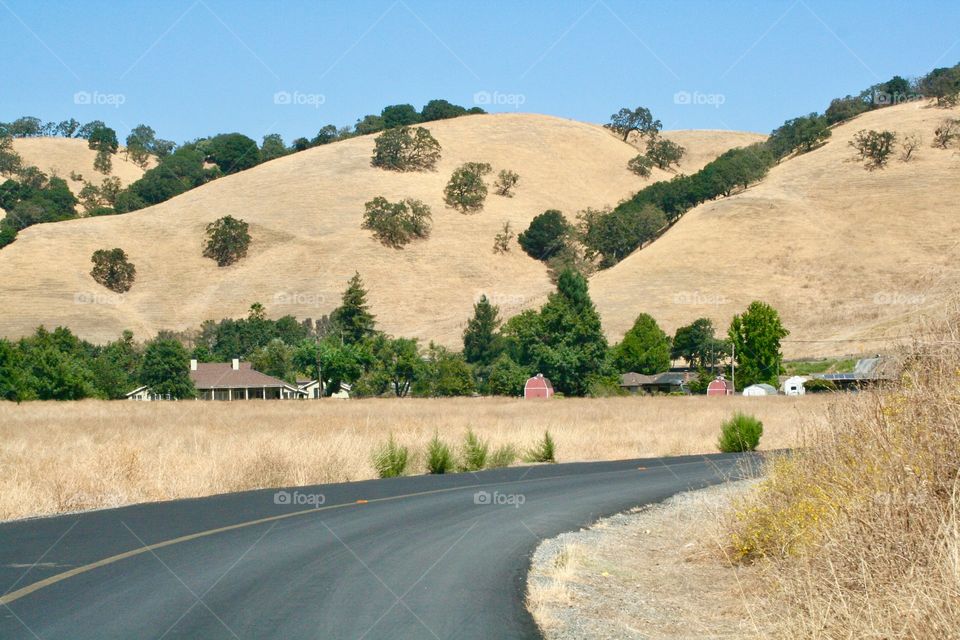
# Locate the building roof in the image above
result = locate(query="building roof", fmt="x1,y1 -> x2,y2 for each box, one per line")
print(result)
525,373 -> 554,390
191,362 -> 298,390
743,383 -> 778,394
620,372 -> 656,386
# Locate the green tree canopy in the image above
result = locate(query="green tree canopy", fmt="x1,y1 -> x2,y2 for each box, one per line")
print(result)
139,338 -> 196,399
462,295 -> 503,366
90,248 -> 136,293
203,215 -> 251,266
205,133 -> 261,174
728,301 -> 789,388
605,106 -> 662,141
671,318 -> 729,369
611,313 -> 671,374
518,209 -> 570,261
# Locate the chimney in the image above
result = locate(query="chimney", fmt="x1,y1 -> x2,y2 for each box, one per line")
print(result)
190,359 -> 198,371
232,358 -> 240,370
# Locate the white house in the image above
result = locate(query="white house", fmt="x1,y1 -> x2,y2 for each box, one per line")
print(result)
781,376 -> 808,396
742,383 -> 778,396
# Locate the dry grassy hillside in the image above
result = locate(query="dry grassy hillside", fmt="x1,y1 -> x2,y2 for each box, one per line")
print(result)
0,114 -> 748,345
594,101 -> 960,358
9,137 -> 148,194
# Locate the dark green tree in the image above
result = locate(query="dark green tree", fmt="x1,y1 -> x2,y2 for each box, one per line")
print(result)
518,209 -> 570,261
671,318 -> 728,369
414,344 -> 475,397
421,99 -> 467,121
330,272 -> 376,345
728,301 -> 789,388
370,126 -> 441,172
205,133 -> 261,174
139,338 -> 196,398
486,354 -> 529,396
605,106 -> 662,141
645,137 -> 685,170
90,248 -> 136,292
203,215 -> 251,266
381,104 -> 421,129
463,295 -> 503,366
362,196 -> 432,247
259,133 -> 288,162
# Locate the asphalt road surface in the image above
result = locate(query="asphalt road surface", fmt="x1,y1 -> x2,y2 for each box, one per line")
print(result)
0,452 -> 759,639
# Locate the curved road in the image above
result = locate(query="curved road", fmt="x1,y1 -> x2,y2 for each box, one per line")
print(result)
0,453 -> 757,639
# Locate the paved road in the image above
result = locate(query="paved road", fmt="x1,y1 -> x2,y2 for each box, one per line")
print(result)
0,452 -> 758,639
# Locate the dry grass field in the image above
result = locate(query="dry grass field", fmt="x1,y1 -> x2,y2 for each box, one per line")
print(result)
0,115 -> 755,346
592,100 -> 960,357
0,395 -> 829,521
9,136 -> 148,194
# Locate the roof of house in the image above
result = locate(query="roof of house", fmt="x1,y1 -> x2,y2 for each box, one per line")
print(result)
620,372 -> 656,386
191,362 -> 299,390
525,373 -> 553,390
743,383 -> 778,394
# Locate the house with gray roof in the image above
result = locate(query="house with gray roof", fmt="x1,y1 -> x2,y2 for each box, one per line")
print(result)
127,359 -> 306,401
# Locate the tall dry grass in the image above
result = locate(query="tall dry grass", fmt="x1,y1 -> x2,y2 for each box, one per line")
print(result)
0,395 -> 826,521
727,310 -> 960,638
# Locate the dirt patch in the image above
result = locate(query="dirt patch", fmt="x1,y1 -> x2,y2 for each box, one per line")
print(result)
527,481 -> 765,639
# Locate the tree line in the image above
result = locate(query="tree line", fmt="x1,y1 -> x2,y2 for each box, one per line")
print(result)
0,270 -> 788,402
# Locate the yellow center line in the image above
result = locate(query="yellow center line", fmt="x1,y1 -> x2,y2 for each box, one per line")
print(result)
0,459 -> 711,606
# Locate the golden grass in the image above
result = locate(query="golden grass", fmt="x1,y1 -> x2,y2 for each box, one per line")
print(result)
0,395 -> 828,521
725,307 -> 960,637
9,137 -> 148,194
0,115 -> 758,347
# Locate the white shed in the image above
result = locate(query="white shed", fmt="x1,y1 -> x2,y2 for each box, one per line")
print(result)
743,383 -> 778,396
781,376 -> 808,396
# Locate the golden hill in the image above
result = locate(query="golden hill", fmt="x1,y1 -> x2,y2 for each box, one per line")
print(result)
593,101 -> 960,358
8,137 -> 147,194
0,114 -> 754,345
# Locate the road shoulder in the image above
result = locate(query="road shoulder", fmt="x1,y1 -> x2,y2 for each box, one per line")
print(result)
526,480 -> 766,639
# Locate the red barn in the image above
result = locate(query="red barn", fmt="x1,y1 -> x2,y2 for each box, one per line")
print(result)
707,376 -> 735,396
524,373 -> 554,399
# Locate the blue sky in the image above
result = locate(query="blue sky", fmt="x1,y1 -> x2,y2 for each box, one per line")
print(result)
2,0 -> 959,144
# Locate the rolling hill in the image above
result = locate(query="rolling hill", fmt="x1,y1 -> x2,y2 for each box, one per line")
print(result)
0,114 -> 756,346
0,103 -> 956,358
9,137 -> 148,194
592,100 -> 960,357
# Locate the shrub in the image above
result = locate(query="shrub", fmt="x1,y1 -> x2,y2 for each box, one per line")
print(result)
717,412 -> 763,452
493,169 -> 519,197
203,215 -> 250,266
373,434 -> 409,478
458,429 -> 489,472
370,126 -> 441,172
899,133 -> 921,162
361,196 -> 432,248
518,209 -> 570,261
488,444 -> 518,468
525,431 -> 557,463
493,221 -> 514,254
425,432 -> 453,474
803,378 -> 837,393
627,154 -> 653,177
932,118 -> 960,149
444,162 -> 492,212
90,248 -> 136,293
850,129 -> 897,169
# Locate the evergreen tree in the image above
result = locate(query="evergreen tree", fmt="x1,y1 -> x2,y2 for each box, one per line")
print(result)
462,295 -> 503,366
728,301 -> 789,388
330,272 -> 376,345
